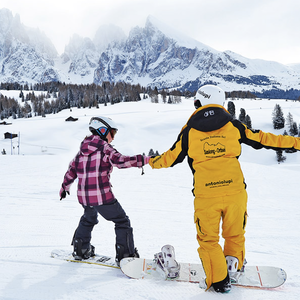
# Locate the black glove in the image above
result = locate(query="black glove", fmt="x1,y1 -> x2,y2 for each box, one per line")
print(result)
60,189 -> 69,200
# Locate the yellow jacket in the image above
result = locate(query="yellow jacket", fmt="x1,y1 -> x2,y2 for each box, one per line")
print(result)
149,104 -> 300,197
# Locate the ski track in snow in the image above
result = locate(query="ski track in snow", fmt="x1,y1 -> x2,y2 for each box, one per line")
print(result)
0,94 -> 300,299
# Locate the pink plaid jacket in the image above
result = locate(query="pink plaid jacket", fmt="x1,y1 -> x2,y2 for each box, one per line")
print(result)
61,135 -> 145,206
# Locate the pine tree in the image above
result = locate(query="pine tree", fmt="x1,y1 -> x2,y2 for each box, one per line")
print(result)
276,149 -> 286,163
272,104 -> 285,129
245,115 -> 252,128
148,149 -> 155,156
161,90 -> 167,104
239,108 -> 246,124
290,121 -> 298,136
19,90 -> 24,102
151,94 -> 158,103
227,101 -> 236,119
286,112 -> 294,134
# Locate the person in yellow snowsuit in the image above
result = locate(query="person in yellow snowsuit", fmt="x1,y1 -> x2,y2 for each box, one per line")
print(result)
149,84 -> 300,293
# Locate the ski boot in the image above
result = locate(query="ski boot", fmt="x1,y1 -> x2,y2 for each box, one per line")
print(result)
72,239 -> 95,260
154,245 -> 180,279
226,256 -> 247,283
115,244 -> 139,266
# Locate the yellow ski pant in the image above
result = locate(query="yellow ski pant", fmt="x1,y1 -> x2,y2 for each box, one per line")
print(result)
194,189 -> 248,290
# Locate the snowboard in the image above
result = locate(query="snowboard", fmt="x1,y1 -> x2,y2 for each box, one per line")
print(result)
120,257 -> 287,289
51,249 -> 120,269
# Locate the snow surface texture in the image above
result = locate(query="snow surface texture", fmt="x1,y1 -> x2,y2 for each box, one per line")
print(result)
0,92 -> 300,299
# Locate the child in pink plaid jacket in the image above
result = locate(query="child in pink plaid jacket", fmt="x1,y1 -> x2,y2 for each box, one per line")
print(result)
60,116 -> 150,264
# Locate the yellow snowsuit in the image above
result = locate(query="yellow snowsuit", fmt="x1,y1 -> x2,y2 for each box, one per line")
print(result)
149,104 -> 300,290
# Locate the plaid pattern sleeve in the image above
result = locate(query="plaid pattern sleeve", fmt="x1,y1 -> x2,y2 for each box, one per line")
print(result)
103,143 -> 144,169
61,155 -> 78,191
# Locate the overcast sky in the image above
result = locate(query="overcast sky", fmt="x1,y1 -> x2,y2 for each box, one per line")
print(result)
2,0 -> 300,65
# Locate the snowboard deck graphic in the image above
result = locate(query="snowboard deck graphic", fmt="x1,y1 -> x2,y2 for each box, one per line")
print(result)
51,249 -> 120,269
120,257 -> 287,289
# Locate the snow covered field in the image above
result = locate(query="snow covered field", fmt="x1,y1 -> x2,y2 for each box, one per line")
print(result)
0,93 -> 300,299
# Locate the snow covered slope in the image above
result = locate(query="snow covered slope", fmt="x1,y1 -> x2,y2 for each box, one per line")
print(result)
0,93 -> 299,299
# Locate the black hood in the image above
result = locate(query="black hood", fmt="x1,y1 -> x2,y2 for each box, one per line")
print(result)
187,106 -> 233,132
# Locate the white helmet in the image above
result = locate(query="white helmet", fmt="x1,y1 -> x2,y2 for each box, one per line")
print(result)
194,85 -> 225,109
89,116 -> 118,140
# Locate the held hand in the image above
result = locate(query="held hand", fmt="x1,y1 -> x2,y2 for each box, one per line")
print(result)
141,156 -> 151,175
59,187 -> 69,200
144,156 -> 151,165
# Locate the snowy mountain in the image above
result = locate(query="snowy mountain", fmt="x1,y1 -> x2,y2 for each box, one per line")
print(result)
59,25 -> 127,83
0,8 -> 60,83
59,34 -> 98,83
1,8 -> 300,96
93,16 -> 300,94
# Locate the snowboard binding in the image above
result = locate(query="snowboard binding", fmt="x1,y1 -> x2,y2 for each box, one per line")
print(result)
226,256 -> 247,283
115,244 -> 139,266
154,245 -> 180,279
72,239 -> 95,260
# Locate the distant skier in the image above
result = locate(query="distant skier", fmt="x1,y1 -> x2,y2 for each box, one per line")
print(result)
59,116 -> 150,265
149,85 -> 300,293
